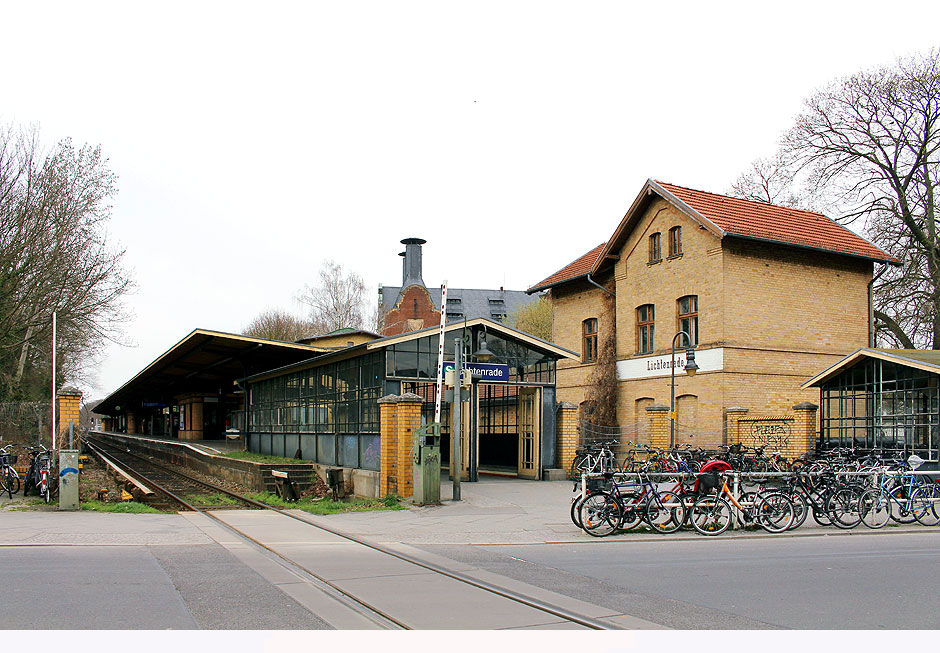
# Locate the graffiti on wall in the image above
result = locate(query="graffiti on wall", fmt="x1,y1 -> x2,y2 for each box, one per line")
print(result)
743,418 -> 794,451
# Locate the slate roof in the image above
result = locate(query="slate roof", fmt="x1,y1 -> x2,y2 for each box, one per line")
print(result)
380,285 -> 538,324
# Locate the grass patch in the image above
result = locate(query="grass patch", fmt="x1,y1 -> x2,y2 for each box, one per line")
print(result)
220,451 -> 303,465
186,493 -> 241,506
81,500 -> 161,514
244,491 -> 408,515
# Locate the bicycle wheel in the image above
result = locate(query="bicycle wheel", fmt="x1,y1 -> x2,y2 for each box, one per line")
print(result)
756,492 -> 794,533
9,471 -> 20,495
645,490 -> 687,534
788,489 -> 808,530
913,486 -> 940,526
579,492 -> 620,537
690,495 -> 732,535
616,492 -> 644,531
827,486 -> 862,529
858,488 -> 890,529
920,482 -> 940,526
888,485 -> 923,524
570,493 -> 587,529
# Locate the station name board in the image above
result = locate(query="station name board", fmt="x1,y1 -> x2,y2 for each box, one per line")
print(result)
442,361 -> 510,382
616,348 -> 724,380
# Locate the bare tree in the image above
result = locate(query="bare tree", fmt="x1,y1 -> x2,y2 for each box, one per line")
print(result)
728,151 -> 810,209
731,51 -> 940,349
296,260 -> 369,333
242,308 -> 323,342
0,124 -> 133,400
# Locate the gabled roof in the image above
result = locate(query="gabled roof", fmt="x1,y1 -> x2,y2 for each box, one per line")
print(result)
527,243 -> 606,293
591,179 -> 900,275
802,348 -> 940,388
380,285 -> 537,321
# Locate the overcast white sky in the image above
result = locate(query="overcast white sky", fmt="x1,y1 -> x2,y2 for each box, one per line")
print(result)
2,1 -> 938,400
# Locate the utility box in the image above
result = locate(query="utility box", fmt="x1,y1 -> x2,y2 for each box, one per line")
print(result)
413,422 -> 441,505
58,450 -> 79,511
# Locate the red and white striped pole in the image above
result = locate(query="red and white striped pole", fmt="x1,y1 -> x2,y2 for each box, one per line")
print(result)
434,281 -> 447,423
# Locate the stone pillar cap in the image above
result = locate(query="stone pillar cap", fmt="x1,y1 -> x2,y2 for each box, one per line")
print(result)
557,401 -> 578,409
398,392 -> 424,402
725,406 -> 749,413
793,402 -> 819,410
56,386 -> 82,397
646,404 -> 670,412
377,394 -> 400,404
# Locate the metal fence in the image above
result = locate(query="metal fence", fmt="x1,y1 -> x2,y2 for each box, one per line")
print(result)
0,401 -> 51,445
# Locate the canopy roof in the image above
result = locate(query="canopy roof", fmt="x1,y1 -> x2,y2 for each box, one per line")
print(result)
95,329 -> 326,414
802,348 -> 940,388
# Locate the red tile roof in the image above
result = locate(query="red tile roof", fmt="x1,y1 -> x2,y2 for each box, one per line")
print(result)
528,242 -> 606,292
655,180 -> 898,264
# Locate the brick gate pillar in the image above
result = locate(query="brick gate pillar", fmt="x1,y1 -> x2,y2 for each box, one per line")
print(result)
793,402 -> 819,457
56,387 -> 82,447
395,393 -> 423,499
378,394 -> 399,496
646,404 -> 670,449
724,406 -> 749,447
555,402 -> 579,473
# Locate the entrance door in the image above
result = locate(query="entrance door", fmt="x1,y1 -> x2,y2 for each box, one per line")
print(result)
517,387 -> 541,480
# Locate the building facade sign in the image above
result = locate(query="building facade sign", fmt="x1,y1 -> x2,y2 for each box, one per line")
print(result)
616,347 -> 724,381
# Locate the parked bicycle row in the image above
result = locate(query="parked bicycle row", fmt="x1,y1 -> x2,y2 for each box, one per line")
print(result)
570,454 -> 940,537
1,443 -> 57,502
570,439 -> 924,479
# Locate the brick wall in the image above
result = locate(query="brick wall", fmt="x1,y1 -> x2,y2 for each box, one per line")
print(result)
548,196 -> 871,445
56,388 -> 81,447
382,285 -> 440,336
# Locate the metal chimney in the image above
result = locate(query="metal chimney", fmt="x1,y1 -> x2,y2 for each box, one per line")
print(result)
401,238 -> 426,288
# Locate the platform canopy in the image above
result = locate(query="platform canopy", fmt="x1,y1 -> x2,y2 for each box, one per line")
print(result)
95,329 -> 327,415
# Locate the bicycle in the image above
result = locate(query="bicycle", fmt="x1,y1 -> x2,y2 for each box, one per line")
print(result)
858,460 -> 940,529
569,440 -> 618,479
23,444 -> 55,503
580,473 -> 687,537
0,445 -> 20,498
689,471 -> 794,535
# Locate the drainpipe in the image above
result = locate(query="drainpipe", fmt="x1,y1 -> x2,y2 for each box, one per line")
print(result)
585,273 -> 615,297
868,263 -> 888,348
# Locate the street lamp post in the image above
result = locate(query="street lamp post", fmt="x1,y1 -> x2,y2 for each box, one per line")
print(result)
670,331 -> 699,447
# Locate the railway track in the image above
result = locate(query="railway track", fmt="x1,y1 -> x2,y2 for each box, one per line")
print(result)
84,436 -> 616,630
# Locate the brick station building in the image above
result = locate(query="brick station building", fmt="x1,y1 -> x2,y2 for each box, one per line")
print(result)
529,179 -> 899,464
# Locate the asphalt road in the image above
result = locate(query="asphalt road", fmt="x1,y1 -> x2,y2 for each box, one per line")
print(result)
0,543 -> 332,630
420,530 -> 940,629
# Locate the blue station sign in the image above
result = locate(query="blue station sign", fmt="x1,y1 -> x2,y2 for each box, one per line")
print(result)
442,361 -> 510,382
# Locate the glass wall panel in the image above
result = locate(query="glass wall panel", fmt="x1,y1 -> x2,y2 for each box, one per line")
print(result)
317,434 -> 336,465
360,435 -> 380,471
339,435 -> 359,468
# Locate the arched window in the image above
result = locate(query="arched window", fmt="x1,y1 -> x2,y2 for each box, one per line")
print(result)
668,226 -> 682,257
648,233 -> 662,263
636,304 -> 654,354
677,295 -> 698,347
582,318 -> 598,363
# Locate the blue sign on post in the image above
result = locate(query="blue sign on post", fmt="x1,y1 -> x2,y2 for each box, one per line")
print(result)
443,361 -> 510,382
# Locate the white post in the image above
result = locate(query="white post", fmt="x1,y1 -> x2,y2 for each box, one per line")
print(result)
52,311 -> 57,450
434,281 -> 447,423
